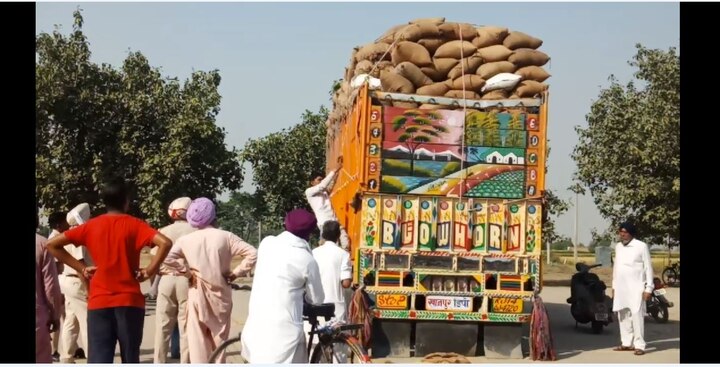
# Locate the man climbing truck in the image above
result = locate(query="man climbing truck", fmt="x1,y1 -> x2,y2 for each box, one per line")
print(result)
324,20 -> 552,359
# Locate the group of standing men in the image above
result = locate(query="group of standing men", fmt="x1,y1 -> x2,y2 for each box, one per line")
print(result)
35,157 -> 354,364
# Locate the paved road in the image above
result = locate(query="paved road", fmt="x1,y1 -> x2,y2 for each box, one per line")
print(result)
67,283 -> 679,363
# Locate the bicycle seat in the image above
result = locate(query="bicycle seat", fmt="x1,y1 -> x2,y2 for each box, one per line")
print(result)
303,303 -> 335,319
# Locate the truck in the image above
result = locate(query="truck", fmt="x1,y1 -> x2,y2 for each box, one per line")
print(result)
325,83 -> 549,359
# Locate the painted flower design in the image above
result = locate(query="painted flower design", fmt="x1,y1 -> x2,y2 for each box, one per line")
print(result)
365,220 -> 376,247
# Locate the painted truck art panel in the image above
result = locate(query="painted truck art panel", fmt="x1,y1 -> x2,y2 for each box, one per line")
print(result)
375,106 -> 540,199
359,194 -> 542,255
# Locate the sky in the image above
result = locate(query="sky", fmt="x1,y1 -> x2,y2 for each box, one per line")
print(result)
36,2 -> 679,245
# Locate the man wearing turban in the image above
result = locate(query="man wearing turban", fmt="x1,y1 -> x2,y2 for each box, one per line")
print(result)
163,197 -> 258,363
58,203 -> 93,363
241,208 -> 326,363
305,156 -> 350,250
611,222 -> 654,355
152,197 -> 196,364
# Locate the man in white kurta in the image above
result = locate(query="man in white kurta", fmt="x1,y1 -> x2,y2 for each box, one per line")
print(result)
164,198 -> 257,363
59,203 -> 93,363
153,197 -> 196,363
611,222 -> 654,355
305,156 -> 350,250
242,209 -> 326,364
312,220 -> 353,363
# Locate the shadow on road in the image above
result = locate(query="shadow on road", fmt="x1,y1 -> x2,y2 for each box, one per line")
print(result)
543,301 -> 679,359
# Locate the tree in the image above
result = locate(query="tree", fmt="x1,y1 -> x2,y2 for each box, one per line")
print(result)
36,10 -> 242,226
588,227 -> 614,253
240,108 -> 329,225
572,44 -> 679,246
542,189 -> 570,245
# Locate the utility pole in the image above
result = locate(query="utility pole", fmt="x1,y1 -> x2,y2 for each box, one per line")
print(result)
258,221 -> 262,244
568,182 -> 585,265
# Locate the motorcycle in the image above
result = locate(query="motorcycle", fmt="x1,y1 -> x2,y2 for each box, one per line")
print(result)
647,277 -> 673,323
566,263 -> 614,334
661,261 -> 680,287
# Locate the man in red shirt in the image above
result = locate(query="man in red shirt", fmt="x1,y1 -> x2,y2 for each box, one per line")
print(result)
48,178 -> 173,363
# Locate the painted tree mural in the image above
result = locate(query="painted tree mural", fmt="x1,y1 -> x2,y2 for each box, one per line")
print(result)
391,109 -> 448,173
464,111 -> 501,146
506,112 -> 525,148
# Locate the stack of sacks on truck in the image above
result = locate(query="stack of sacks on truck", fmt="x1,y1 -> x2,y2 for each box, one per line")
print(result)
327,18 -> 551,127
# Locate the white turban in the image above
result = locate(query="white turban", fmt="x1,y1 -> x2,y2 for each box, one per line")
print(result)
168,197 -> 192,220
67,203 -> 91,227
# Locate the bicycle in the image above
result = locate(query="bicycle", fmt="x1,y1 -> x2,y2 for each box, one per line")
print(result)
208,301 -> 371,364
661,260 -> 680,287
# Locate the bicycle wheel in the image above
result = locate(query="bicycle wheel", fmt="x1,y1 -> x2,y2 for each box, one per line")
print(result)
209,335 -> 247,363
662,268 -> 678,287
309,334 -> 370,364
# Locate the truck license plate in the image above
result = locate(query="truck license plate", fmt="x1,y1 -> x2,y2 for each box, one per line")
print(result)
653,288 -> 667,296
595,313 -> 608,322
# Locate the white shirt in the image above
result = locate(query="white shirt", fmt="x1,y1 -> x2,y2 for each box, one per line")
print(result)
305,171 -> 338,227
241,231 -> 325,363
313,241 -> 352,305
612,238 -> 654,312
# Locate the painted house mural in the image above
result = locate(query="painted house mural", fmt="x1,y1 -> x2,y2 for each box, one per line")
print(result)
377,106 -> 537,199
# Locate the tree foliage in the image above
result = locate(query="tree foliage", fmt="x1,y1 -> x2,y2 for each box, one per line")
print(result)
542,188 -> 570,245
36,10 -> 242,226
572,44 -> 679,246
240,108 -> 329,225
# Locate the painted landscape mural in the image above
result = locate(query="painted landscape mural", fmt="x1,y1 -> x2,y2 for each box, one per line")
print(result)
373,106 -> 541,199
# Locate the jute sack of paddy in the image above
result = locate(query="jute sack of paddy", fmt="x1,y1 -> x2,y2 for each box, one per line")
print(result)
396,23 -> 442,42
437,22 -> 477,41
420,65 -> 446,82
354,60 -> 374,75
447,55 -> 483,79
432,58 -> 459,78
476,61 -> 517,80
434,40 -> 477,59
418,38 -> 448,55
391,41 -> 433,67
368,61 -> 395,78
380,69 -> 415,94
409,17 -> 446,25
445,89 -> 481,100
482,89 -> 510,100
395,62 -> 434,88
515,65 -> 551,82
416,81 -> 451,96
472,26 -> 509,49
508,48 -> 550,67
503,31 -> 543,50
476,45 -> 514,63
376,23 -> 407,44
355,43 -> 391,63
513,80 -> 548,98
451,74 -> 486,93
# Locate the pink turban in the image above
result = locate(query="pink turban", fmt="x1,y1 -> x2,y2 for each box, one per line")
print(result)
284,209 -> 317,240
187,197 -> 216,228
